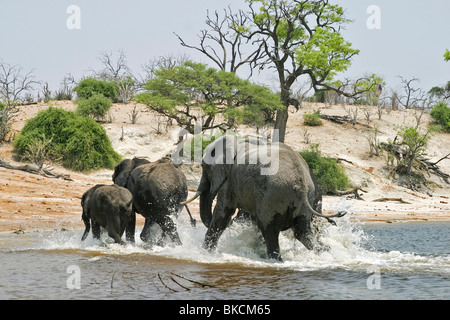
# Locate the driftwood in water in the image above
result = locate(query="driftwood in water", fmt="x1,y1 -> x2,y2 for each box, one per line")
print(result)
0,158 -> 72,181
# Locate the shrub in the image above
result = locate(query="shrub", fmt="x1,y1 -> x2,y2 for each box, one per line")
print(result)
303,112 -> 323,126
383,126 -> 431,176
14,107 -> 121,171
430,102 -> 450,133
73,78 -> 119,101
77,93 -> 112,120
53,89 -> 73,101
299,144 -> 350,194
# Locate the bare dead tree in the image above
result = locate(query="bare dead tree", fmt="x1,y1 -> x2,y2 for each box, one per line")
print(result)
128,104 -> 141,124
175,6 -> 264,76
376,99 -> 385,119
397,76 -> 421,109
343,105 -> 359,125
0,61 -> 37,106
91,50 -> 137,104
390,90 -> 399,111
412,106 -> 426,129
367,126 -> 381,157
301,127 -> 312,144
141,54 -> 190,84
94,50 -> 131,81
54,74 -> 75,101
362,106 -> 374,125
40,82 -> 52,102
0,60 -> 37,142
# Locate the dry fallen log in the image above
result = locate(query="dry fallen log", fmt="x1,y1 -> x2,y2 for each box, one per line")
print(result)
334,188 -> 368,200
380,143 -> 450,184
419,153 -> 450,184
0,158 -> 72,181
319,114 -> 353,125
373,198 -> 411,204
337,158 -> 355,165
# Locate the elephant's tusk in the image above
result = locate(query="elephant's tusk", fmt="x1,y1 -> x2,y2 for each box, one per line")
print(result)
181,191 -> 201,205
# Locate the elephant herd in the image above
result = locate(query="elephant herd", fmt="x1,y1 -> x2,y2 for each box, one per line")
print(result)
81,135 -> 345,261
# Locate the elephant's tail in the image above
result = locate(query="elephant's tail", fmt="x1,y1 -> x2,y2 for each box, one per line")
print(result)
81,210 -> 91,241
298,188 -> 346,225
81,220 -> 90,241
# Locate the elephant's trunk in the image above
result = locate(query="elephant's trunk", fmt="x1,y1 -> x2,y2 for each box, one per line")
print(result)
188,174 -> 214,228
199,192 -> 214,227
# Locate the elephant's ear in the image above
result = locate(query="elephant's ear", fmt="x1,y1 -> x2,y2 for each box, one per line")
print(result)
132,157 -> 150,168
209,164 -> 229,195
112,159 -> 133,187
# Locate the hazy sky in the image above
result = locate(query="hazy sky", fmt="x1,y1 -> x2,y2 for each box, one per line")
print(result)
0,0 -> 449,95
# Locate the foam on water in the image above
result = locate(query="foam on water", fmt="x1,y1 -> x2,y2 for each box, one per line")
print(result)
29,199 -> 450,276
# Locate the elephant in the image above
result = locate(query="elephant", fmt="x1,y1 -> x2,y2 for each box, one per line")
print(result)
182,135 -> 345,261
81,184 -> 133,245
112,157 -> 188,245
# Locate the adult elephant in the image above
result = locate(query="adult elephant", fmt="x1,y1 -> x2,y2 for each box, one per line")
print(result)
112,157 -> 188,245
81,184 -> 133,245
183,135 -> 345,261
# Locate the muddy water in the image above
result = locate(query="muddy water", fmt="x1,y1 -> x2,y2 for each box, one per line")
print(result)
0,213 -> 449,300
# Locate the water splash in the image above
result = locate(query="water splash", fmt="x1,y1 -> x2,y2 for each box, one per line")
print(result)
17,199 -> 450,276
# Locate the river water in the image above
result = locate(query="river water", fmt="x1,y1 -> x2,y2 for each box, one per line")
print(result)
0,212 -> 449,300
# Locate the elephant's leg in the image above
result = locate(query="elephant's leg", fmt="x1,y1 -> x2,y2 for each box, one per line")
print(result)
107,229 -> 125,245
140,218 -> 153,243
260,221 -> 282,261
125,211 -> 136,243
204,201 -> 236,252
293,216 -> 329,252
106,216 -> 126,245
155,214 -> 182,246
91,220 -> 101,241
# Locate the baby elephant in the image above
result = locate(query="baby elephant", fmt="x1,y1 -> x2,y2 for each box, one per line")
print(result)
81,184 -> 133,245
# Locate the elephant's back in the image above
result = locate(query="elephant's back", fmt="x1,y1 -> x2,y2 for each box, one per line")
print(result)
90,184 -> 132,211
138,162 -> 186,191
233,144 -> 315,204
131,161 -> 188,211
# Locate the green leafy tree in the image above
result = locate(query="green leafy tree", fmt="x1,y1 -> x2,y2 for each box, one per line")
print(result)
243,0 -> 384,141
429,82 -> 450,102
428,51 -> 450,102
178,1 -> 383,142
136,61 -> 283,133
73,78 -> 119,101
430,102 -> 450,133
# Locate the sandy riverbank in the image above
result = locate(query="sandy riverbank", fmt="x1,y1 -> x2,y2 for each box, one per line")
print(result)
0,101 -> 449,233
